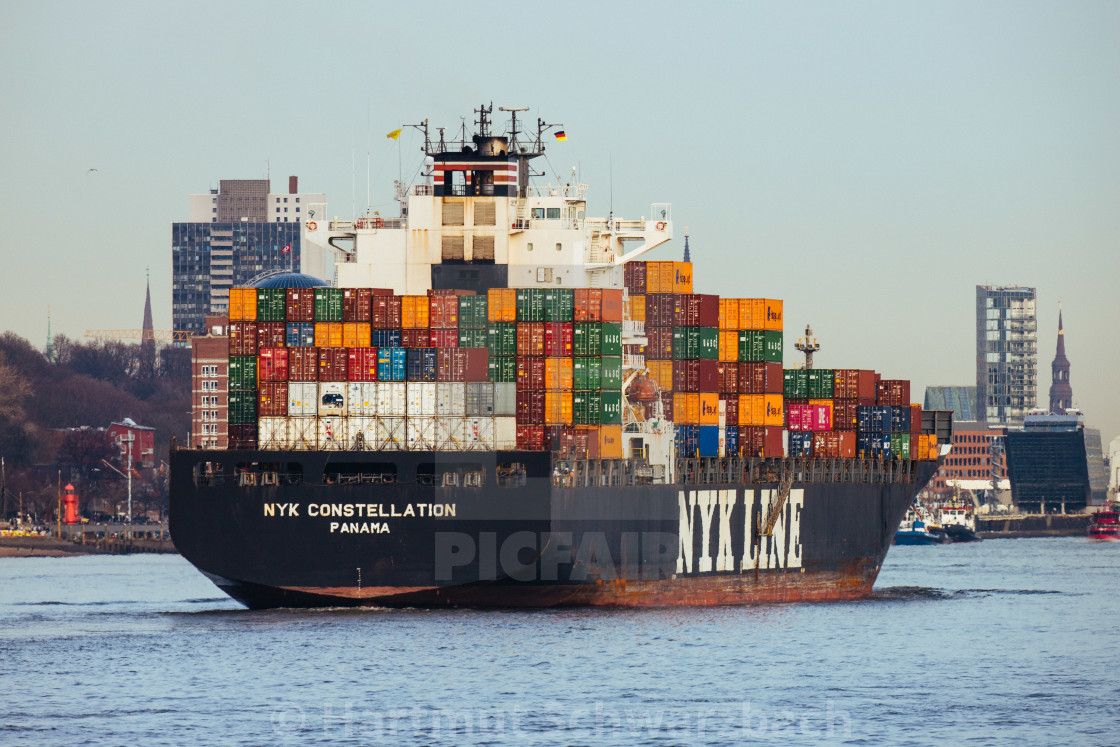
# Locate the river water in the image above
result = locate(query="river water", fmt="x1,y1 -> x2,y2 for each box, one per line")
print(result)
2,537 -> 1117,746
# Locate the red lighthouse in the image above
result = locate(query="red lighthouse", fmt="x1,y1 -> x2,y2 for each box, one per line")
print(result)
62,483 -> 80,525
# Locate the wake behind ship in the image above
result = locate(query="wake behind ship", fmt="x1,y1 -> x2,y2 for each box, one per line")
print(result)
170,104 -> 950,608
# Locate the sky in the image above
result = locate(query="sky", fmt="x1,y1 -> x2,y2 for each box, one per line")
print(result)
1,1 -> 1117,446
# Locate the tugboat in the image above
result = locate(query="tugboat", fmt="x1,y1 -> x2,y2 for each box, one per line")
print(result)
893,502 -> 950,545
1087,506 -> 1120,541
933,502 -> 981,543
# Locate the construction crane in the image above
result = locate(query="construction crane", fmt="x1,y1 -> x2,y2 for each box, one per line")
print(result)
85,329 -> 197,342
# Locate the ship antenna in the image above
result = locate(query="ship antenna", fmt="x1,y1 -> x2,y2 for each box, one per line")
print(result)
795,324 -> 820,369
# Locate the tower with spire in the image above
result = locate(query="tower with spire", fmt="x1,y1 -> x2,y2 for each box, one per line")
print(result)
1048,302 -> 1072,414
682,229 -> 690,263
140,269 -> 156,379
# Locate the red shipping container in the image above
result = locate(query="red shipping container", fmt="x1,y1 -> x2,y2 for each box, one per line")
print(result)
673,360 -> 697,392
463,348 -> 488,382
660,391 -> 674,421
318,347 -> 349,382
721,394 -> 739,427
516,391 -> 546,425
646,326 -> 673,360
739,362 -> 765,394
697,294 -> 719,328
697,359 -> 719,392
544,426 -> 573,453
229,322 -> 258,357
429,295 -> 459,329
763,363 -> 784,394
600,289 -> 623,323
833,369 -> 858,399
259,348 -> 289,382
258,381 -> 288,417
517,322 -> 546,357
402,329 -> 429,348
877,379 -> 910,407
570,427 -> 590,456
543,322 -> 573,357
672,294 -> 695,327
833,399 -> 859,431
718,362 -> 739,394
910,404 -> 922,435
516,357 -> 546,390
286,289 -> 315,322
516,424 -> 545,450
574,288 -> 603,322
371,295 -> 402,329
342,288 -> 373,322
257,322 -> 286,350
437,348 -> 486,382
430,328 -> 459,348
348,347 -> 379,382
838,431 -> 856,458
624,262 -> 647,295
739,426 -> 763,457
645,294 -> 675,327
288,348 -> 319,381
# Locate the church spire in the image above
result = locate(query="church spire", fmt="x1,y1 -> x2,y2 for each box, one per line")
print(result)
682,228 -> 690,263
1048,301 -> 1072,413
140,268 -> 156,379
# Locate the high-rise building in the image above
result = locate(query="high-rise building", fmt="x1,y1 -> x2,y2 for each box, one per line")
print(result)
975,285 -> 1037,428
173,177 -> 329,336
1048,303 -> 1072,414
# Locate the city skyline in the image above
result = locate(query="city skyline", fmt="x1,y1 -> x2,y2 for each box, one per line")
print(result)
1,1 -> 1116,444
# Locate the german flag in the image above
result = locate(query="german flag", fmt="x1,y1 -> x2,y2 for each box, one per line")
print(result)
554,131 -> 567,141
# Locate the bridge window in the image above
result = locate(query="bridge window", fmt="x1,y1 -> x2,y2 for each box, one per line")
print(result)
546,208 -> 561,220
193,461 -> 225,487
532,208 -> 545,219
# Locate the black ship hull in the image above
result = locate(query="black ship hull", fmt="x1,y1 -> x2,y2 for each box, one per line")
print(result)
170,449 -> 938,608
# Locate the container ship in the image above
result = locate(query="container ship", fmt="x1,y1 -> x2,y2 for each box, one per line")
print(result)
170,105 -> 951,609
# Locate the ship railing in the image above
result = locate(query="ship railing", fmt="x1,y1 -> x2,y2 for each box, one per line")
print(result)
413,184 -> 434,196
672,457 -> 920,485
551,458 -> 653,488
623,320 -> 645,337
524,183 -> 588,201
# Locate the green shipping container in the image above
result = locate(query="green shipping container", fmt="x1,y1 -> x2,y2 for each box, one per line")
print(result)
784,369 -> 808,399
458,328 -> 488,348
696,327 -> 719,360
600,356 -> 623,391
600,390 -> 622,425
891,433 -> 912,460
573,357 -> 602,390
228,356 -> 258,390
256,288 -> 287,322
543,288 -> 574,322
228,391 -> 258,425
314,288 -> 344,322
458,295 -> 489,330
600,322 -> 622,356
487,323 -> 517,357
738,330 -> 763,362
807,368 -> 835,399
488,356 -> 517,383
762,331 -> 783,363
573,322 -> 602,357
573,391 -> 602,425
515,288 -> 546,322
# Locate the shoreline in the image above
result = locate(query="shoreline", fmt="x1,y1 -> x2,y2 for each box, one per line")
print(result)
0,536 -> 179,557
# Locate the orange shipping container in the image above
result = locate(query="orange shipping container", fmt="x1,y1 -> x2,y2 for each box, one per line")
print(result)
647,261 -> 676,294
342,322 -> 371,348
762,299 -> 783,331
763,394 -> 784,426
673,393 -> 701,425
544,357 -> 574,390
698,392 -> 719,425
487,288 -> 517,322
600,289 -> 624,323
719,330 -> 739,362
598,425 -> 623,459
672,262 -> 693,294
544,391 -> 573,426
719,298 -> 740,330
401,296 -> 430,329
647,360 -> 674,392
229,287 -> 257,322
628,294 -> 646,323
738,299 -> 766,331
314,322 -> 343,348
579,425 -> 602,457
738,394 -> 764,427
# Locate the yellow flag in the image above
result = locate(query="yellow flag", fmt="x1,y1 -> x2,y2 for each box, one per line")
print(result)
386,128 -> 402,140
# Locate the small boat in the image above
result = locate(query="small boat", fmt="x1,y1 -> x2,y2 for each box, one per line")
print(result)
933,502 -> 981,543
1087,509 -> 1120,541
894,503 -> 950,545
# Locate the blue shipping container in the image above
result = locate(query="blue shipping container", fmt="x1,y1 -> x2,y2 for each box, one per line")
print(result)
285,322 -> 315,348
406,348 -> 438,382
789,431 -> 813,457
377,348 -> 407,381
725,427 -> 739,457
371,329 -> 402,349
891,406 -> 910,434
675,425 -> 699,458
698,426 -> 720,457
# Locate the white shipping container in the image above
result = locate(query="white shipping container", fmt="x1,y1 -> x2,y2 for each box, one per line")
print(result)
406,382 -> 437,417
375,417 -> 406,451
258,417 -> 290,449
437,382 -> 467,417
319,382 -> 348,417
493,383 -> 517,417
318,416 -> 347,450
407,417 -> 437,450
288,382 -> 318,417
378,382 -> 407,417
347,416 -> 377,450
462,417 -> 495,451
465,382 -> 494,417
347,382 -> 377,417
289,416 -> 317,450
494,416 -> 517,450
435,417 -> 465,451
